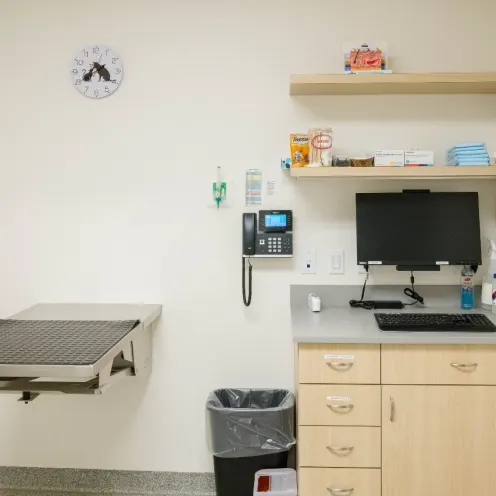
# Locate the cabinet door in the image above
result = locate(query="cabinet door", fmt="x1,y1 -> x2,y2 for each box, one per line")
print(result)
383,385 -> 496,496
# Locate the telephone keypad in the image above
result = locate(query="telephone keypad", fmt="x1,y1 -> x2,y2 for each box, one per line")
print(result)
257,233 -> 293,256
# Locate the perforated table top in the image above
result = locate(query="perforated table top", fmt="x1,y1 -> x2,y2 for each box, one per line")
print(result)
0,319 -> 139,366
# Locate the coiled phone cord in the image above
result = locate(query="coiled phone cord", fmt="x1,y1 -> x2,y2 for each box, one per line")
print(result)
242,257 -> 252,307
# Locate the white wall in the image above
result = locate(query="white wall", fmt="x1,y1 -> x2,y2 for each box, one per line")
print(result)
1,0 -> 496,472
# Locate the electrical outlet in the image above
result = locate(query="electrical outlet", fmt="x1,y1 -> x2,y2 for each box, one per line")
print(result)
329,249 -> 345,275
302,248 -> 316,274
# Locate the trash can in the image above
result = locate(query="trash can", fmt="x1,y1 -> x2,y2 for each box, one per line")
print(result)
206,388 -> 295,496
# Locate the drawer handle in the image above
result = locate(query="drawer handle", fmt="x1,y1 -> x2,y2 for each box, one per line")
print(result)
450,362 -> 478,372
327,446 -> 354,456
327,489 -> 354,496
328,404 -> 355,414
327,361 -> 354,371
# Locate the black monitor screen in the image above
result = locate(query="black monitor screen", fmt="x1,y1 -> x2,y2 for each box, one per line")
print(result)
356,192 -> 482,267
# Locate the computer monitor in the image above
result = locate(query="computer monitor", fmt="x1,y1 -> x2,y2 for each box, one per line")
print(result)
356,192 -> 482,270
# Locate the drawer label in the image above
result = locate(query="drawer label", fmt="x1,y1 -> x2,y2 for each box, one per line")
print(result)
327,396 -> 351,402
324,354 -> 354,360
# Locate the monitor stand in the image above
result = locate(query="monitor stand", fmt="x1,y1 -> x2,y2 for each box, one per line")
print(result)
396,265 -> 440,272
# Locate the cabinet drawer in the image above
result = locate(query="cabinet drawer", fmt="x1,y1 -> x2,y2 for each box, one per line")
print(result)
299,426 -> 381,468
299,344 -> 380,384
299,468 -> 381,496
382,344 -> 496,385
299,385 -> 381,426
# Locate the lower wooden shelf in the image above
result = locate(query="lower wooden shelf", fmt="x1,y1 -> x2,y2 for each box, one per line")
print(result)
289,166 -> 496,179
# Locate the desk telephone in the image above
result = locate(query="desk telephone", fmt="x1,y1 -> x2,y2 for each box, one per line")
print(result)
242,210 -> 293,306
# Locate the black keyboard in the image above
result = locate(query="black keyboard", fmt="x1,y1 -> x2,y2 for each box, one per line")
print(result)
375,313 -> 496,332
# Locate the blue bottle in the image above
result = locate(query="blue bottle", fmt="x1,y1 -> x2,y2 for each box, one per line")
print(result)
461,266 -> 475,309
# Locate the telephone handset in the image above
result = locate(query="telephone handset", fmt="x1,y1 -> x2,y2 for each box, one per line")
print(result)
243,213 -> 257,256
242,210 -> 293,306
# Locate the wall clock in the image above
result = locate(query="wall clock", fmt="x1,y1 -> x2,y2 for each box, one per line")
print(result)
71,45 -> 123,99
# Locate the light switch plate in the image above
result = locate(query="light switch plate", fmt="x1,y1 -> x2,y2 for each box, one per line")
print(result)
329,249 -> 345,275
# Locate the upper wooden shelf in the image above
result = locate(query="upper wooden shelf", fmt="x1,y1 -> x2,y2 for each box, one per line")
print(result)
290,166 -> 496,179
290,73 -> 496,96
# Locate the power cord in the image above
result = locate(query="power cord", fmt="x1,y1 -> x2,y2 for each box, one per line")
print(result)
349,265 -> 375,309
349,267 -> 425,310
404,271 -> 425,306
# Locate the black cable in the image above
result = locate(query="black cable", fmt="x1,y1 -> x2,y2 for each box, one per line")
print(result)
242,257 -> 252,307
350,265 -> 374,309
359,266 -> 369,301
404,271 -> 425,305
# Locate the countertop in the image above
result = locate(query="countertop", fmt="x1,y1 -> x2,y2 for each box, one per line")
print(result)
291,285 -> 496,344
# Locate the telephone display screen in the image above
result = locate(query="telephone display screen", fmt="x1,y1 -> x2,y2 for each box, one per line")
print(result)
265,214 -> 287,228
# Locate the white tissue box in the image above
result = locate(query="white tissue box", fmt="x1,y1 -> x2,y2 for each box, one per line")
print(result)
375,150 -> 405,167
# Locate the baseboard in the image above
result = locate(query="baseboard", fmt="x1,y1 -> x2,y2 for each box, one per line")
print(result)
0,467 -> 215,495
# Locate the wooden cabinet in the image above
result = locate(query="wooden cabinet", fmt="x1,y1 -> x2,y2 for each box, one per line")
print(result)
297,342 -> 496,496
297,344 -> 381,495
382,385 -> 496,496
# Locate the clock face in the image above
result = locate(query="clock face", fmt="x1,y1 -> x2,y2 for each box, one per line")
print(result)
71,45 -> 123,99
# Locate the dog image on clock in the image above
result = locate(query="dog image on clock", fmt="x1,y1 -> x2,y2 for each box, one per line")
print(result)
83,62 -> 115,83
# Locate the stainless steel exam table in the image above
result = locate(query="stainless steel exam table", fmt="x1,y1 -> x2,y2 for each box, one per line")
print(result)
0,303 -> 162,401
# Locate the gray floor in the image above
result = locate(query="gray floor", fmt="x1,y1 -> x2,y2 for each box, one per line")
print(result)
0,467 -> 215,496
0,490 -> 215,496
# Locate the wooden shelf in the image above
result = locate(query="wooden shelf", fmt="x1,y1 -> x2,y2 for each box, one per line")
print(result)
290,73 -> 496,96
290,166 -> 496,179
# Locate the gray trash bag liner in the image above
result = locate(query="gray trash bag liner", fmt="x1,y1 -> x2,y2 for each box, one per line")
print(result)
206,388 -> 295,458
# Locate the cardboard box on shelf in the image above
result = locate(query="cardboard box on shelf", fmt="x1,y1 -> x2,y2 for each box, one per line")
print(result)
375,150 -> 405,167
405,150 -> 434,166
